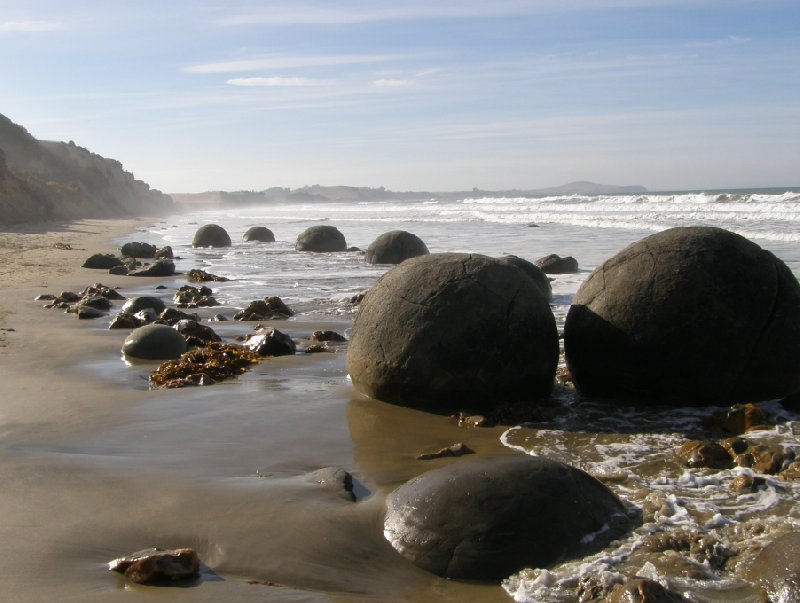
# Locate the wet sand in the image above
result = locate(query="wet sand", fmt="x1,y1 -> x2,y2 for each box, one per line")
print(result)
0,219 -> 517,602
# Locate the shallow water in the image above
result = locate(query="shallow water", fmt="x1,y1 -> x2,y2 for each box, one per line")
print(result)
90,192 -> 800,601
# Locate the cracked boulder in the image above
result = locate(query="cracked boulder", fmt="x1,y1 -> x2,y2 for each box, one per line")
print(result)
346,253 -> 558,409
564,227 -> 800,405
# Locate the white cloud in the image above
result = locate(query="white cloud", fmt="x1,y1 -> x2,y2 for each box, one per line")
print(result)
0,20 -> 64,32
685,35 -> 752,48
227,77 -> 319,87
184,53 -> 407,74
373,78 -> 414,88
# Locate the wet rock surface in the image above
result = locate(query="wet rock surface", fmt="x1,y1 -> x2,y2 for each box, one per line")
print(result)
187,268 -> 229,283
192,223 -> 231,248
122,296 -> 166,315
564,227 -> 800,405
535,253 -> 580,274
347,253 -> 558,409
108,548 -> 200,585
122,324 -> 188,360
128,259 -> 175,277
243,226 -> 275,242
120,241 -> 157,258
383,455 -> 629,580
82,253 -> 123,269
744,532 -> 800,603
234,297 -> 294,321
295,225 -> 347,252
244,327 -> 296,356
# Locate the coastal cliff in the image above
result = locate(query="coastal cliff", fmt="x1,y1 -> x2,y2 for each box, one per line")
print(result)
0,113 -> 173,224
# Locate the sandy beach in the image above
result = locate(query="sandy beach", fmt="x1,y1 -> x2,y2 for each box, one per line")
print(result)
0,218 -> 517,602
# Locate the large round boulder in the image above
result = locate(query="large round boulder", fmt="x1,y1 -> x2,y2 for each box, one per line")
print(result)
121,296 -> 166,315
564,227 -> 800,405
365,230 -> 429,265
243,226 -> 275,243
192,224 -> 231,248
295,225 -> 347,252
346,253 -> 558,408
383,456 -> 628,580
121,324 -> 187,360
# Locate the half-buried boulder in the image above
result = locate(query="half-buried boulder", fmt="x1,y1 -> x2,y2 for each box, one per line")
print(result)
122,296 -> 166,315
120,241 -> 157,258
564,227 -> 800,405
243,226 -> 275,242
82,253 -> 123,269
122,324 -> 187,360
192,224 -> 232,248
365,230 -> 429,265
535,253 -> 579,274
295,225 -> 347,252
346,253 -> 558,409
383,455 -> 628,580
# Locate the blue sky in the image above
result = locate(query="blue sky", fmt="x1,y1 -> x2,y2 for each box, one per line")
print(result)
1,0 -> 798,193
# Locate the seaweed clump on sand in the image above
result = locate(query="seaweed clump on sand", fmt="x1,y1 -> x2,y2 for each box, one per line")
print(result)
150,342 -> 261,388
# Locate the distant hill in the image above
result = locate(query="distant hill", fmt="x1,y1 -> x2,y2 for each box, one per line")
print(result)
0,113 -> 173,224
172,181 -> 647,206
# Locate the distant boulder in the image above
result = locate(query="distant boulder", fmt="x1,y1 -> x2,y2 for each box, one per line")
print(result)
128,259 -> 175,277
295,225 -> 347,252
347,253 -> 558,409
120,242 -> 157,258
82,253 -> 123,269
121,324 -> 187,360
365,230 -> 429,265
192,224 -> 231,248
564,227 -> 800,405
535,253 -> 579,274
243,226 -> 275,243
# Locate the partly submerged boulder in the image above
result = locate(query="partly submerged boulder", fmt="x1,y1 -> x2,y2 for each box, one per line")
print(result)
108,547 -> 200,585
295,225 -> 347,252
564,227 -> 800,405
122,324 -> 187,360
122,296 -> 166,315
365,230 -> 429,265
243,226 -> 275,242
535,253 -> 579,274
192,224 -> 231,248
128,259 -> 175,277
346,253 -> 558,409
383,456 -> 628,580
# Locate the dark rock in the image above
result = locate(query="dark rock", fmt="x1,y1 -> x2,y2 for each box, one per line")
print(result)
174,319 -> 220,344
307,467 -> 355,501
134,308 -> 159,324
676,440 -> 732,469
295,225 -> 347,252
122,324 -> 188,360
108,547 -> 200,585
82,253 -> 123,269
78,296 -> 113,311
81,283 -> 125,300
416,442 -> 473,460
383,456 -> 628,580
122,296 -> 166,315
187,269 -> 229,282
744,532 -> 800,603
75,305 -> 105,320
502,255 -> 552,300
128,259 -> 176,277
34,294 -> 56,301
346,253 -> 558,409
730,474 -> 768,493
705,403 -> 768,434
309,330 -> 347,342
120,241 -> 157,258
243,226 -> 275,242
365,230 -> 429,265
304,343 -> 334,353
564,227 -> 800,405
244,327 -> 296,357
535,253 -> 579,274
108,265 -> 128,275
56,291 -> 81,303
210,313 -> 228,322
233,297 -> 294,321
109,312 -> 142,329
192,224 -> 231,248
159,307 -> 199,324
155,245 -> 173,259
174,285 -> 217,308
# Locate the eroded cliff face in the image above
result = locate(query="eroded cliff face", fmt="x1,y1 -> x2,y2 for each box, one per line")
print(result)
0,114 -> 173,224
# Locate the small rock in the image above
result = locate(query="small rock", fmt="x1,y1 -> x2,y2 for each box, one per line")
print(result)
244,327 -> 296,357
605,577 -> 688,602
34,294 -> 56,301
309,330 -> 347,342
108,547 -> 200,585
155,245 -> 173,259
730,474 -> 768,493
128,259 -> 176,277
75,305 -> 105,320
676,440 -> 732,469
535,253 -> 579,274
109,312 -> 142,329
82,253 -> 123,269
187,269 -> 229,283
416,442 -> 474,460
308,467 -> 355,501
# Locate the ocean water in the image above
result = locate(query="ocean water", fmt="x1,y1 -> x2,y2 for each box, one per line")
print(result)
117,189 -> 800,602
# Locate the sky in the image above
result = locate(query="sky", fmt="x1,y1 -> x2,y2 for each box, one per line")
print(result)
0,0 -> 798,193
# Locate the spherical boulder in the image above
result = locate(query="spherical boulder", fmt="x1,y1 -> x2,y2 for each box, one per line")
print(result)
383,456 -> 628,580
243,226 -> 275,243
346,253 -> 558,408
364,230 -> 429,265
121,296 -> 166,315
192,224 -> 231,248
295,225 -> 346,252
121,324 -> 187,360
564,227 -> 800,405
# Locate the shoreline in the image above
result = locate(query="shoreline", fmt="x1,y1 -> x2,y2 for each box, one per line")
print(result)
0,217 -> 514,602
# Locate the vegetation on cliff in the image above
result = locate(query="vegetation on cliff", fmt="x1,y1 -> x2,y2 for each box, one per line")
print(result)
0,113 -> 173,224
